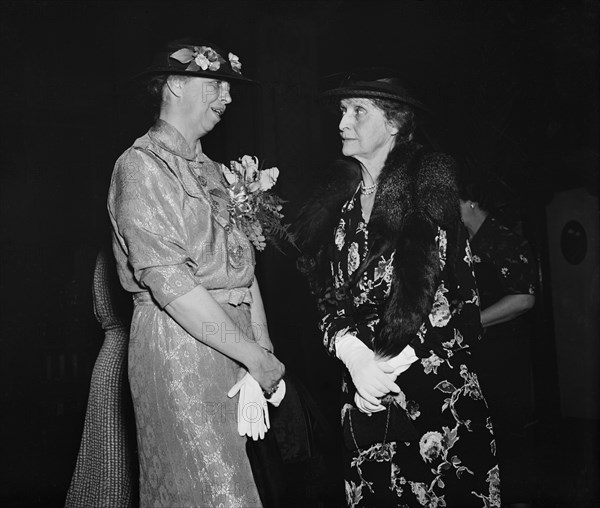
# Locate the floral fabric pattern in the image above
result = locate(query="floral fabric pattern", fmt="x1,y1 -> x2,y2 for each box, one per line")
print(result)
320,189 -> 500,507
469,216 -> 536,309
468,215 -> 538,503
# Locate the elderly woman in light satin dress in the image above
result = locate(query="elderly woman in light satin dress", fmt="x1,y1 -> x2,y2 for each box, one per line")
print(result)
108,39 -> 284,508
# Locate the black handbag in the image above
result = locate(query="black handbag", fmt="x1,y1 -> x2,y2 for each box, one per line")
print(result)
342,401 -> 419,451
245,429 -> 286,508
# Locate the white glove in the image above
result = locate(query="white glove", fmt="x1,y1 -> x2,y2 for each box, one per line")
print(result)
227,373 -> 269,440
353,346 -> 419,414
386,345 -> 419,375
265,379 -> 286,407
335,334 -> 400,406
354,392 -> 386,414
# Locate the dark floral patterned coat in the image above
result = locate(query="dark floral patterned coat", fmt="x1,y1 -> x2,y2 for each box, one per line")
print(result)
297,140 -> 501,507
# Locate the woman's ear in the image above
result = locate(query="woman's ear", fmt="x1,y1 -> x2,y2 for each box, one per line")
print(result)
165,75 -> 183,98
387,121 -> 399,136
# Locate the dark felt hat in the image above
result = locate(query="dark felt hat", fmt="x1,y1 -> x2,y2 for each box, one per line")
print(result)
133,38 -> 256,83
321,69 -> 428,112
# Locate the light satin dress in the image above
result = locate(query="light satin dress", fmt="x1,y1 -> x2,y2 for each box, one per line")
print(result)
108,120 -> 261,508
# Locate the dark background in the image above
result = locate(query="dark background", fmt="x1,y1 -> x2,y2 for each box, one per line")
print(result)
0,1 -> 598,507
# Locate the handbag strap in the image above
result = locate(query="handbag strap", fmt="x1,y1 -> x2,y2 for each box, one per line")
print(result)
348,404 -> 392,450
382,405 -> 391,445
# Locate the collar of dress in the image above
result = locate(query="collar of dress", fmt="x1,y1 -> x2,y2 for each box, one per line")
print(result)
148,119 -> 206,162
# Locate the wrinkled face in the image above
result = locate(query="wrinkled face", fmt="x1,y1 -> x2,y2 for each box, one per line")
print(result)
338,98 -> 397,162
179,77 -> 232,136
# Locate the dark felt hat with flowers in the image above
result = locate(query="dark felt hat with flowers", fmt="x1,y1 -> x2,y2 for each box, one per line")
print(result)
134,38 -> 256,83
321,68 -> 428,112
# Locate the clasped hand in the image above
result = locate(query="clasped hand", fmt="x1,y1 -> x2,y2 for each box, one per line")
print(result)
336,335 -> 400,413
352,359 -> 399,412
248,347 -> 285,395
355,347 -> 420,413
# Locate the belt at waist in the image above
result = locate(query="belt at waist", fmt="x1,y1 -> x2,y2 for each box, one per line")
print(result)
132,287 -> 252,307
210,287 -> 253,306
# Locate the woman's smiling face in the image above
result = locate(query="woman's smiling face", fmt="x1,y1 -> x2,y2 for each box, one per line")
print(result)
179,77 -> 232,137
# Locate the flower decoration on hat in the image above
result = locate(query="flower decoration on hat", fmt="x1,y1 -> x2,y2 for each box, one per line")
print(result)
228,53 -> 242,74
170,45 -> 226,72
222,156 -> 295,252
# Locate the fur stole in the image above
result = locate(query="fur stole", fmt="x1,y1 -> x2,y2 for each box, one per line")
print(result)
295,140 -> 461,358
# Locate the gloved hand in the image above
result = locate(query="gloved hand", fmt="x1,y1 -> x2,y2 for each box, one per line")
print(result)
384,345 -> 419,376
335,334 -> 400,406
354,392 -> 386,414
228,373 -> 269,440
264,379 -> 286,407
355,346 -> 419,414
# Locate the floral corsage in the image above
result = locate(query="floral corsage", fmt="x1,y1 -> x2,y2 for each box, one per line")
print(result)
222,155 -> 295,252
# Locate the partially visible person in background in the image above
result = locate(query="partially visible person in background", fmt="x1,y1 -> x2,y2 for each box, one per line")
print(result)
459,180 -> 537,508
65,248 -> 138,508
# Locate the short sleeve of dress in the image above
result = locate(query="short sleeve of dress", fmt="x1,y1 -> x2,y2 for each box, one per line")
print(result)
108,149 -> 199,308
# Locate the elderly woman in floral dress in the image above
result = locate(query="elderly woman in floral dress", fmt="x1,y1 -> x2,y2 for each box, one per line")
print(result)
108,39 -> 285,508
297,73 -> 500,507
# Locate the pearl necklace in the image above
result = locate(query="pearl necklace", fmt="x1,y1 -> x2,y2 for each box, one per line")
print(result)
360,181 -> 378,195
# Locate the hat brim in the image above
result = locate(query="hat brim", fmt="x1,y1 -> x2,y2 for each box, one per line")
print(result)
130,68 -> 258,85
321,85 -> 429,112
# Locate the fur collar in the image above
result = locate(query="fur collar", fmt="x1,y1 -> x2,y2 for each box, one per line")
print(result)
296,140 -> 460,358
